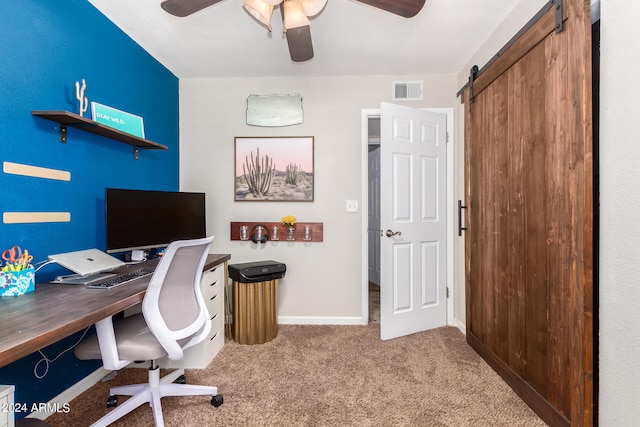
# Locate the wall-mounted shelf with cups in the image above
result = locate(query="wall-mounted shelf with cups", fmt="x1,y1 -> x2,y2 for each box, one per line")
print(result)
230,222 -> 323,242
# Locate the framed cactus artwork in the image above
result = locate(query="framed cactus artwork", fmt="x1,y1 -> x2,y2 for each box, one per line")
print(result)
234,136 -> 314,202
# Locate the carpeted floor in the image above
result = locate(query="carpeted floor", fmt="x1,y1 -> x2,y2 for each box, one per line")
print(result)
45,322 -> 546,427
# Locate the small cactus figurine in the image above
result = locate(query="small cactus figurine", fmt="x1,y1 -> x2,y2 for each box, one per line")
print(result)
75,79 -> 88,117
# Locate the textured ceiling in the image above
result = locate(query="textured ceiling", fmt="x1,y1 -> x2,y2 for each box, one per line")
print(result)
88,0 -> 522,79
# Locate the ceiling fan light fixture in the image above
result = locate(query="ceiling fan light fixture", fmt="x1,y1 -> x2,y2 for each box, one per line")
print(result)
243,0 -> 274,31
283,0 -> 310,30
262,0 -> 284,4
300,0 -> 327,17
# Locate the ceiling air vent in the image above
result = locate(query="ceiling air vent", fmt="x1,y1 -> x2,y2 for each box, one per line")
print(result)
392,80 -> 423,101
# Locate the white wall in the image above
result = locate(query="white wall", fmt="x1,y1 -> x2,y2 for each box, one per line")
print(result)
599,1 -> 640,424
179,75 -> 457,324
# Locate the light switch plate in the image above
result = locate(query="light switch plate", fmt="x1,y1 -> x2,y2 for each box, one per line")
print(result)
346,200 -> 359,212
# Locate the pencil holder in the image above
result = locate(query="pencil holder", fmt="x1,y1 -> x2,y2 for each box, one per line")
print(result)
0,267 -> 35,297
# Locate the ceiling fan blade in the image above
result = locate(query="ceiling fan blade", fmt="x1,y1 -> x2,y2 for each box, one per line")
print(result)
352,0 -> 426,18
286,25 -> 314,62
161,0 -> 225,17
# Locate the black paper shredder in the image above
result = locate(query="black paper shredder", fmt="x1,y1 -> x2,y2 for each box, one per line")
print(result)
228,260 -> 286,283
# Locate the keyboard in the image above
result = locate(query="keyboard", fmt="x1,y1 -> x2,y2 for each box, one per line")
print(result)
87,268 -> 155,289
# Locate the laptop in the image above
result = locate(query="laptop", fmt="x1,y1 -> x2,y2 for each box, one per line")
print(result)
48,248 -> 125,276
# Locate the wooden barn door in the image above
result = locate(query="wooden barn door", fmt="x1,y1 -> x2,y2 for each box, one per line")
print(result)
461,1 -> 593,426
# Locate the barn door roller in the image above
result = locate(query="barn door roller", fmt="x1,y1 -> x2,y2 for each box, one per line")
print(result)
468,65 -> 479,104
553,0 -> 563,33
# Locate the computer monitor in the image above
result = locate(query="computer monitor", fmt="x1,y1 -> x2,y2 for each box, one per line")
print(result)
105,188 -> 207,254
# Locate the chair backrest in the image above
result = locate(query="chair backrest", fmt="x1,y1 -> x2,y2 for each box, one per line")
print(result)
142,236 -> 214,360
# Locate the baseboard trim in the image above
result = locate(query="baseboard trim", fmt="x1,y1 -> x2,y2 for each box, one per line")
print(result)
454,318 -> 466,335
278,316 -> 367,325
31,367 -> 109,421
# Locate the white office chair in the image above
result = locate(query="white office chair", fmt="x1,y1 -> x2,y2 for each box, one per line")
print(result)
74,236 -> 223,427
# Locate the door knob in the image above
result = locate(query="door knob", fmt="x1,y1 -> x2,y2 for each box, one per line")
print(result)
385,229 -> 401,238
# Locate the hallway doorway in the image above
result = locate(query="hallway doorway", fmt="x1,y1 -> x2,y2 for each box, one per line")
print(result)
367,116 -> 381,323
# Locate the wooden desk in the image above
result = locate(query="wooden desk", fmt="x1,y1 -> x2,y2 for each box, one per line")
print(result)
0,254 -> 230,368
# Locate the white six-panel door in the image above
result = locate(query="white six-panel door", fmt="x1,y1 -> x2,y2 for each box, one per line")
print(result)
380,102 -> 447,340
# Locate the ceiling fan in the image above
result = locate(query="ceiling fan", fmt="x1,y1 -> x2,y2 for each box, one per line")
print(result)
160,0 -> 426,62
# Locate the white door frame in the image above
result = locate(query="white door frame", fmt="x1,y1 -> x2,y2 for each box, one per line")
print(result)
360,107 -> 455,327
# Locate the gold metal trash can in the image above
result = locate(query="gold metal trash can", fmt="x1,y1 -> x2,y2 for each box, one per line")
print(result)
232,279 -> 279,345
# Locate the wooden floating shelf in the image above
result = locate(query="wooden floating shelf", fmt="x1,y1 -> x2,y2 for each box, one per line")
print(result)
32,110 -> 167,159
230,222 -> 323,242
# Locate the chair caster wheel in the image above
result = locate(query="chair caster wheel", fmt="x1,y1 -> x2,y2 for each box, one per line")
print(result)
174,374 -> 186,384
106,395 -> 118,408
211,394 -> 224,407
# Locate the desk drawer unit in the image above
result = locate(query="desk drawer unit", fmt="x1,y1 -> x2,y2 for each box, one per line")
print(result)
0,385 -> 15,427
160,262 -> 226,369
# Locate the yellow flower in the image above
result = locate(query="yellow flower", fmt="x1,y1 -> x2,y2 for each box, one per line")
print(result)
281,215 -> 297,227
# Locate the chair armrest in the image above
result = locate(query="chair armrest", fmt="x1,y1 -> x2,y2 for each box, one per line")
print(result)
95,316 -> 131,371
181,312 -> 212,352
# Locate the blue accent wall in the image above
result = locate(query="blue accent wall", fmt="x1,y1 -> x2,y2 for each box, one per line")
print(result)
0,0 -> 179,418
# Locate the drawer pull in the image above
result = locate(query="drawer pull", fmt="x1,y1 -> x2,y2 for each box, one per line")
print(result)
209,280 -> 218,287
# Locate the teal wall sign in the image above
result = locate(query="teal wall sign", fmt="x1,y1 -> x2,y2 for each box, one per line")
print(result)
91,102 -> 145,138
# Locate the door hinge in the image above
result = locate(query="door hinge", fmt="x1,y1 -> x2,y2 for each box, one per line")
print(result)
446,287 -> 449,298
446,131 -> 449,144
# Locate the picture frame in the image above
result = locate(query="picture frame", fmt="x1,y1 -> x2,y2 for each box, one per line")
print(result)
234,136 -> 314,202
246,94 -> 304,127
